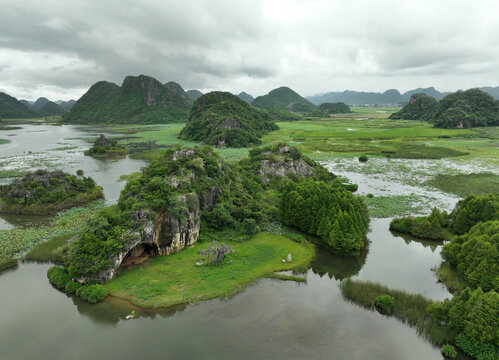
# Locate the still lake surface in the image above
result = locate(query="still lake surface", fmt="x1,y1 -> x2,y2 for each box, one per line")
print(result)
0,123 -> 454,360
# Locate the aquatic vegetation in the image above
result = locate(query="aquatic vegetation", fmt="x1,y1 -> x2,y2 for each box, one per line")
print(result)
426,173 -> 499,197
363,194 -> 426,218
0,200 -> 104,267
374,294 -> 395,312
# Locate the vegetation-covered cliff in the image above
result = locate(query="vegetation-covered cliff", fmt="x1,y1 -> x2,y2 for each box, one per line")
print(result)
390,89 -> 499,128
252,86 -> 318,113
179,91 -> 278,147
65,75 -> 191,124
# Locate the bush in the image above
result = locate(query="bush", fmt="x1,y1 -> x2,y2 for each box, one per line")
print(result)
199,240 -> 234,265
455,333 -> 498,360
358,155 -> 368,163
65,280 -> 82,294
76,284 -> 108,303
441,344 -> 457,359
76,169 -> 84,176
375,294 -> 395,312
47,266 -> 71,290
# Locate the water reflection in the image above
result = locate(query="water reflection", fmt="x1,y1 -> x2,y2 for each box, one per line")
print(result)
311,244 -> 367,280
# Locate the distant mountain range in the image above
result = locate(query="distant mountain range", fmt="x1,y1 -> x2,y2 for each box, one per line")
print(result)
307,86 -> 499,105
0,93 -> 75,119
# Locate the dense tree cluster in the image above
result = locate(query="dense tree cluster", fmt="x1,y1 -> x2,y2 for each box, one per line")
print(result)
427,287 -> 498,359
180,91 -> 278,147
441,220 -> 498,292
390,89 -> 499,128
0,170 -> 103,214
280,179 -> 369,255
84,135 -> 129,157
390,207 -> 448,240
390,194 -> 498,239
318,102 -> 351,114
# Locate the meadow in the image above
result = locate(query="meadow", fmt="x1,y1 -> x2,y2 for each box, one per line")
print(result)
104,232 -> 315,308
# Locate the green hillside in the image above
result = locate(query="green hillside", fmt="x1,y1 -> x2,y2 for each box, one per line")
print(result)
389,93 -> 437,120
179,91 -> 278,147
319,102 -> 351,114
390,89 -> 499,128
65,75 -> 191,124
0,92 -> 38,119
252,86 -> 318,113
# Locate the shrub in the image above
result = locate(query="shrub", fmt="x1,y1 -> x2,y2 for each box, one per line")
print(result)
76,284 -> 108,303
366,193 -> 374,198
199,240 -> 234,265
65,280 -> 82,294
358,155 -> 368,163
76,169 -> 84,176
47,266 -> 71,290
375,294 -> 395,312
440,344 -> 457,359
455,333 -> 498,360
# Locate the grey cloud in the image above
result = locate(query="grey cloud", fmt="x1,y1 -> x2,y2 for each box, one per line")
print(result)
0,0 -> 498,100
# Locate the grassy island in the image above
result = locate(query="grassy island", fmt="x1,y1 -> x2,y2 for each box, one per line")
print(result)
104,233 -> 314,308
84,134 -> 129,157
0,170 -> 103,215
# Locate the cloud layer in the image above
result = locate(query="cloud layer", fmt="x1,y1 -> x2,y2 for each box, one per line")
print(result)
0,0 -> 498,100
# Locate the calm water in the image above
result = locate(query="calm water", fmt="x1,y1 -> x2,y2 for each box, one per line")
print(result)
0,124 -> 453,359
0,122 -> 146,229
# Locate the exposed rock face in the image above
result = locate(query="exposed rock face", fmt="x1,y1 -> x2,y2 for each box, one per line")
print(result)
89,193 -> 201,283
216,117 -> 240,129
258,146 -> 315,182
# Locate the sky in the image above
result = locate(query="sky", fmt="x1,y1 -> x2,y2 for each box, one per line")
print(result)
0,0 -> 498,101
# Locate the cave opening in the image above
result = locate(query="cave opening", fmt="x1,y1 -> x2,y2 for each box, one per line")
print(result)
121,243 -> 156,267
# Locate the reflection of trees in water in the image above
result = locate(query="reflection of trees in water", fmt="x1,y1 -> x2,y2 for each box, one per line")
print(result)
311,244 -> 368,280
73,295 -> 187,325
390,229 -> 443,252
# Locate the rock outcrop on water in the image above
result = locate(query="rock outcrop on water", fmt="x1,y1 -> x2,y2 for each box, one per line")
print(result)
68,143 -> 347,283
0,170 -> 103,215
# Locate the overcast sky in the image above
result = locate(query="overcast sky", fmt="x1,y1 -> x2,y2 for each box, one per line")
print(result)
1,0 -> 498,101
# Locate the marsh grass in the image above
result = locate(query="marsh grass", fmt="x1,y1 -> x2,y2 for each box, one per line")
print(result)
25,232 -> 76,262
362,194 -> 425,218
0,200 -> 104,266
104,232 -> 315,308
426,173 -> 499,197
340,279 -> 455,345
434,262 -> 471,294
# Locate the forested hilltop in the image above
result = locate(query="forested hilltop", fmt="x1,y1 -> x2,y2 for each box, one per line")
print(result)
64,75 -> 191,124
179,91 -> 278,147
390,89 -> 499,128
252,86 -> 318,113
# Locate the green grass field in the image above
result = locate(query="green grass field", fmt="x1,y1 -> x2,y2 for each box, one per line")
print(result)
110,109 -> 498,165
426,173 -> 499,197
104,232 -> 315,308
